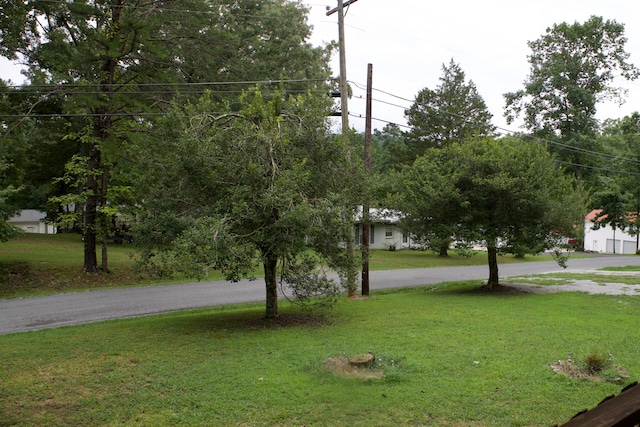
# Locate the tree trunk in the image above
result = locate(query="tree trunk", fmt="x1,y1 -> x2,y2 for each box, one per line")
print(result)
346,220 -> 357,297
83,143 -> 100,273
438,243 -> 449,257
84,38 -> 115,273
100,166 -> 109,273
486,244 -> 499,289
263,254 -> 279,318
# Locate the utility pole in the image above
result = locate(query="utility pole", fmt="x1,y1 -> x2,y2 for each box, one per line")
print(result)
362,63 -> 372,296
327,0 -> 359,296
326,0 -> 354,134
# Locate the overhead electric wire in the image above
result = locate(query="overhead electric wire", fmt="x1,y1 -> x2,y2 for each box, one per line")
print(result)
4,78 -> 335,90
0,79 -> 333,119
1,88 -> 312,96
349,80 -> 640,168
23,0 -> 311,19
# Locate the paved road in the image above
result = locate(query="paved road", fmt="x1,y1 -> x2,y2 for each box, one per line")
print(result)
2,254 -> 640,335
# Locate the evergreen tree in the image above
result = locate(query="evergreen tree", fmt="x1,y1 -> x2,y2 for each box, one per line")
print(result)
404,59 -> 495,164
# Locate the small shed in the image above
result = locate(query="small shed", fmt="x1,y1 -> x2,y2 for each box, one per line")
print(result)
7,209 -> 56,234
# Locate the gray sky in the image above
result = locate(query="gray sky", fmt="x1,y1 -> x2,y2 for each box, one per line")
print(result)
303,0 -> 640,132
2,0 -> 638,134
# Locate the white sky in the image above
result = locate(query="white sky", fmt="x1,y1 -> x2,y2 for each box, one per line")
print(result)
1,0 -> 639,134
302,0 -> 640,132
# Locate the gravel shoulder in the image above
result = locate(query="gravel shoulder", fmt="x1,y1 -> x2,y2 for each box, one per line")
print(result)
506,270 -> 640,296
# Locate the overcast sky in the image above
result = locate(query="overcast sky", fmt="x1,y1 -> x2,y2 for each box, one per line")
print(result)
302,0 -> 640,133
1,0 -> 639,134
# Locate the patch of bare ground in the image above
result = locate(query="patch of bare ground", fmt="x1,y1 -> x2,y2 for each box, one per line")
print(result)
485,272 -> 640,296
324,354 -> 384,379
551,359 -> 629,383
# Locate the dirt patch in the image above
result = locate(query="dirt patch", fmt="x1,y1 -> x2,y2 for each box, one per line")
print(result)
324,355 -> 384,379
499,270 -> 640,296
550,358 -> 629,383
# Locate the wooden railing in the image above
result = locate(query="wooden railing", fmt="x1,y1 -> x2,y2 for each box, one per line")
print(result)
555,382 -> 640,426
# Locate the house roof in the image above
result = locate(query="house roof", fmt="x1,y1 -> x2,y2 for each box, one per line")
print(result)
585,209 -> 638,222
585,209 -> 605,222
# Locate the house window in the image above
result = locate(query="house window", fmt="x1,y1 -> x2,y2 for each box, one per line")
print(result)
385,227 -> 393,238
370,225 -> 374,244
402,232 -> 408,244
354,226 -> 360,245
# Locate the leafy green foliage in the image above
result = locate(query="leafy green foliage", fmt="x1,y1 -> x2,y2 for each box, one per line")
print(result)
388,137 -> 583,287
589,113 -> 640,235
504,16 -> 639,180
403,59 -> 495,163
130,89 -> 356,317
1,0 -> 333,273
0,156 -> 23,242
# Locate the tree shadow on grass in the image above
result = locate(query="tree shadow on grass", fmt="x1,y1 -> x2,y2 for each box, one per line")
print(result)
148,306 -> 336,337
421,281 -> 533,297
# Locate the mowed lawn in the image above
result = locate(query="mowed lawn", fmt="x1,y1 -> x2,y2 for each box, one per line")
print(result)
0,233 -> 555,298
2,282 -> 639,426
1,234 -> 636,426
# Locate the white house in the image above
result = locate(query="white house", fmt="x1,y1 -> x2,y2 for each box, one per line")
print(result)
7,209 -> 56,234
354,208 -> 414,250
583,209 -> 638,254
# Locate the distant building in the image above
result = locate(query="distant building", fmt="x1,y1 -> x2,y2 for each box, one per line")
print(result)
584,209 -> 638,254
355,208 -> 413,250
7,210 -> 56,234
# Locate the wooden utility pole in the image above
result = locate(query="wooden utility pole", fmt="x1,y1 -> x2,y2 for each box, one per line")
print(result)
326,0 -> 352,134
327,0 -> 359,296
362,63 -> 372,296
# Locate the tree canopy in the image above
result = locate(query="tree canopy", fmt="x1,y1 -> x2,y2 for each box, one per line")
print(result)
504,16 -> 639,180
388,137 -> 582,289
129,89 -> 357,318
589,112 -> 640,238
0,0 -> 333,272
403,59 -> 495,164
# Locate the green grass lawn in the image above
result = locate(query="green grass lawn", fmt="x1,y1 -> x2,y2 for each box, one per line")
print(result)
0,233 -> 557,299
2,281 -> 638,426
0,234 -> 216,298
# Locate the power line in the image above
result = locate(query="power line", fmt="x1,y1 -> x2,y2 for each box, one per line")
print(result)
3,78 -> 334,90
349,80 -> 640,169
24,0 -> 312,19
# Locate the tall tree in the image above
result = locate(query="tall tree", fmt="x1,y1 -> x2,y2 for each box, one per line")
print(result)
401,60 -> 495,256
371,123 -> 405,174
389,137 -> 582,289
504,16 -> 639,181
0,0 -> 332,273
593,112 -> 640,240
129,89 -> 356,318
404,59 -> 495,164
